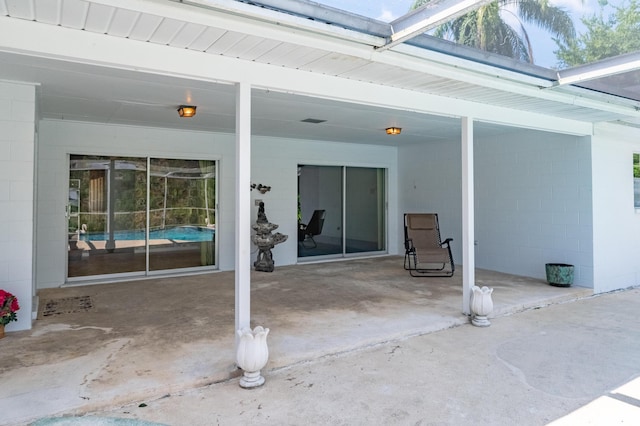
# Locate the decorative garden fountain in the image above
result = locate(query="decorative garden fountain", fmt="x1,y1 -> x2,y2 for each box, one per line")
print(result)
251,201 -> 287,272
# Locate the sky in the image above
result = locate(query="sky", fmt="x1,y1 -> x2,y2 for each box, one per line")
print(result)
310,0 -> 621,68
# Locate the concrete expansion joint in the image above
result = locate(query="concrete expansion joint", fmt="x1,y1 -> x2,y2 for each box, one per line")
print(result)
495,292 -> 595,319
268,320 -> 471,376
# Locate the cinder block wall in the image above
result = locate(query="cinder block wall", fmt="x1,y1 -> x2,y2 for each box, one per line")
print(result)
474,131 -> 593,286
399,128 -> 594,287
592,122 -> 640,293
36,121 -> 399,288
0,81 -> 36,331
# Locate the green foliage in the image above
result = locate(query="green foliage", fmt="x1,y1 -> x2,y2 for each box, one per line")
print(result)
555,0 -> 640,67
634,153 -> 640,178
411,0 -> 576,63
0,290 -> 19,326
70,156 -> 217,234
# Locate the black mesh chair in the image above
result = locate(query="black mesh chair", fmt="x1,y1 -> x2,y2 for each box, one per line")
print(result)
299,209 -> 326,248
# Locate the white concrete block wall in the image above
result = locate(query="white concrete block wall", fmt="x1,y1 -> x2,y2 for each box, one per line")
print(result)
36,120 -> 236,288
29,118 -> 640,295
398,140 -> 463,263
251,137 -> 399,267
592,123 -> 640,293
474,131 -> 593,286
399,128 -> 593,287
0,81 -> 36,331
36,121 -> 399,289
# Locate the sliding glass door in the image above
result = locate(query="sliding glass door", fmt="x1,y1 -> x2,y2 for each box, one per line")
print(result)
148,159 -> 216,271
67,155 -> 216,280
298,165 -> 386,259
297,165 -> 343,256
68,156 -> 148,277
345,167 -> 386,253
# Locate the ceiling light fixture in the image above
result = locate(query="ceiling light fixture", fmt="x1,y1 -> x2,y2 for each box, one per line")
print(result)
386,127 -> 402,135
177,105 -> 197,118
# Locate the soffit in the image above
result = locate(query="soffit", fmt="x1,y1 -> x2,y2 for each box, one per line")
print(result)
2,0 -> 639,128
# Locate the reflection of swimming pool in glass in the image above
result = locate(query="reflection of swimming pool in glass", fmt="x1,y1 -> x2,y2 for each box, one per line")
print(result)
80,226 -> 215,242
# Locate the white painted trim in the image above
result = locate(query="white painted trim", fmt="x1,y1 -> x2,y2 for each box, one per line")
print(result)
235,82 -> 252,338
73,1 -> 640,117
557,51 -> 640,86
461,116 -> 474,316
93,0 -> 383,47
384,0 -> 494,49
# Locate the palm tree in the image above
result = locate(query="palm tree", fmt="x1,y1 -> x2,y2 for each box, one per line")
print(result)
410,0 -> 576,64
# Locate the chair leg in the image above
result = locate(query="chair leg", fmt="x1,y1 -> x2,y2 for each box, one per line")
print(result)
409,265 -> 454,277
405,250 -> 454,278
301,235 -> 317,249
404,250 -> 416,270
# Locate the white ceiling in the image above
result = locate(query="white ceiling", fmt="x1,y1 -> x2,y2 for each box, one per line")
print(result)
0,50 -> 519,146
3,0 -> 629,145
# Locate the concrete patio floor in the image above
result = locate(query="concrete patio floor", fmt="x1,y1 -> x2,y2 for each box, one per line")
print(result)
1,256 -> 592,425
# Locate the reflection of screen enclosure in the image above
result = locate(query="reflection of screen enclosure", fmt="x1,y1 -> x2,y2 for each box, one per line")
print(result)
68,155 -> 217,278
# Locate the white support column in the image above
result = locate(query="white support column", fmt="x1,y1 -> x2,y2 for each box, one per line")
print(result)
0,81 -> 36,332
235,82 -> 252,340
461,116 -> 475,315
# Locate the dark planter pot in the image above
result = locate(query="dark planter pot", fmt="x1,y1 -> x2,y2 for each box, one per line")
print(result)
545,263 -> 574,287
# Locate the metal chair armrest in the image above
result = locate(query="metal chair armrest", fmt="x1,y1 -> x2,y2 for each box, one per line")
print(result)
405,238 -> 416,252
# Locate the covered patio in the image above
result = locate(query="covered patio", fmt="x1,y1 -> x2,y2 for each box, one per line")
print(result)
3,0 -> 640,340
1,257 -> 590,425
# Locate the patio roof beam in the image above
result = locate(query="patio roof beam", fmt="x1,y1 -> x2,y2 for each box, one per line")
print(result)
377,0 -> 494,51
556,51 -> 640,86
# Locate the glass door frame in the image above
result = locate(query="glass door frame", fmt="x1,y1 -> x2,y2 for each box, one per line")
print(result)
66,153 -> 219,283
297,164 -> 388,261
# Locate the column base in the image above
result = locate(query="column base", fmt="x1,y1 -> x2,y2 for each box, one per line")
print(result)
471,315 -> 491,327
239,370 -> 265,388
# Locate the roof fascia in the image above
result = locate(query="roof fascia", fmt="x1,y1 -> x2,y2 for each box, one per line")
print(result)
12,1 -> 640,119
86,0 -> 384,46
121,0 -> 638,111
86,1 -> 556,87
168,0 -> 639,115
387,44 -> 640,117
404,34 -> 557,80
177,0 -> 386,43
224,0 -> 390,36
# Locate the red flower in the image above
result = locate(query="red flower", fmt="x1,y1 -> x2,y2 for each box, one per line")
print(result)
0,289 -> 19,326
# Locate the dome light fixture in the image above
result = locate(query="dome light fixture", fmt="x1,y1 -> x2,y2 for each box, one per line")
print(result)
385,127 -> 402,135
177,105 -> 197,118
